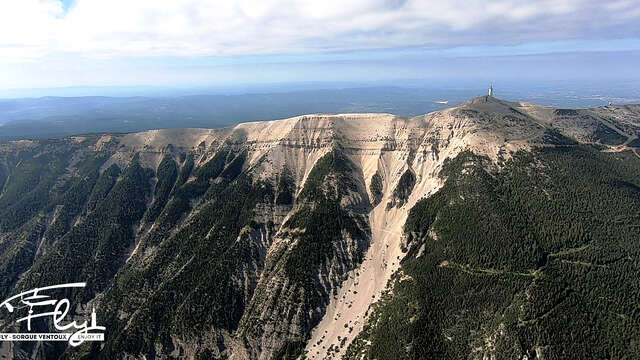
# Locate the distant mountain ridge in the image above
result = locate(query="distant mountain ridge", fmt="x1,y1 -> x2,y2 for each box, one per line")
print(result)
0,87 -> 463,140
0,97 -> 639,359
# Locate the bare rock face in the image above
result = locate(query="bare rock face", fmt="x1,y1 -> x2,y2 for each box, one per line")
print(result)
0,98 -> 638,360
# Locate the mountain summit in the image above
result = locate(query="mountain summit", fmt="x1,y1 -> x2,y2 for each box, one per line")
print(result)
0,98 -> 639,359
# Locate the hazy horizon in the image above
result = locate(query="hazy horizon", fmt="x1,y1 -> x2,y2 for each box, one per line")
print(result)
1,76 -> 639,101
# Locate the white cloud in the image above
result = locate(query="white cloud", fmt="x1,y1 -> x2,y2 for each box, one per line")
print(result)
0,0 -> 638,62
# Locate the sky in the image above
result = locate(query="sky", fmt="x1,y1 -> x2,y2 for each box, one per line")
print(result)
0,0 -> 639,93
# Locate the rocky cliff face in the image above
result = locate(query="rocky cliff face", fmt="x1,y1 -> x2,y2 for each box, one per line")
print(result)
0,97 -> 639,360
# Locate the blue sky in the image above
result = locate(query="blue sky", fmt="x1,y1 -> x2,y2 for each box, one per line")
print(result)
0,0 -> 639,93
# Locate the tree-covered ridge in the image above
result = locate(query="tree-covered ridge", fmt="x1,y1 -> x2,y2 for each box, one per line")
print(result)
18,156 -> 153,303
141,154 -> 178,227
347,147 -> 640,359
0,148 -> 70,232
369,172 -> 383,206
0,162 -> 7,197
95,176 -> 275,358
73,144 -> 277,359
386,168 -> 415,209
283,149 -> 369,286
0,138 -> 109,301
